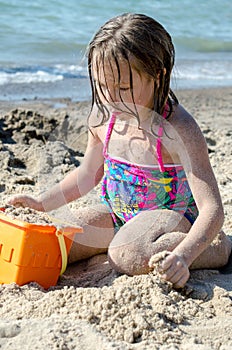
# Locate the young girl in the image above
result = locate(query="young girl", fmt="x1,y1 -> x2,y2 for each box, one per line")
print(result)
9,13 -> 231,288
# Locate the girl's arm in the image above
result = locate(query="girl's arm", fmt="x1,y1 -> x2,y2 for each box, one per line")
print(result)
9,128 -> 104,212
160,105 -> 224,286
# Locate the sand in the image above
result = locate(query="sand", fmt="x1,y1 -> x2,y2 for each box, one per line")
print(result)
2,205 -> 55,225
0,87 -> 232,349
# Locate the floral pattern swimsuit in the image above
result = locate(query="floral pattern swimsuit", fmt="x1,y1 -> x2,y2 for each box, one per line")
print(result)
101,111 -> 198,229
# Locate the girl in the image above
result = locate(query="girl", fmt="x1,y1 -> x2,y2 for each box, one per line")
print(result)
9,13 -> 231,288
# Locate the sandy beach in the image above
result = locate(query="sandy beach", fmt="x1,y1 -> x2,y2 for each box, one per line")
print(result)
0,87 -> 232,350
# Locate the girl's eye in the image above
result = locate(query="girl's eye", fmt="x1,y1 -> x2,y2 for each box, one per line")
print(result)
120,87 -> 130,91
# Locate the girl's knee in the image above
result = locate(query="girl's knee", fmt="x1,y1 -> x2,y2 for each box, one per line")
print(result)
209,231 -> 232,267
75,204 -> 114,228
217,231 -> 232,266
107,210 -> 191,275
190,231 -> 232,269
108,243 -> 149,275
67,205 -> 115,263
108,231 -> 188,275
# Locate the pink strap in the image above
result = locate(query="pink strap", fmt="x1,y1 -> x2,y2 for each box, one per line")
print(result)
156,126 -> 164,172
156,106 -> 168,172
103,112 -> 118,157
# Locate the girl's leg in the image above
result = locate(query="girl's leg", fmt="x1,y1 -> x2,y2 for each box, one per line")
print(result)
108,209 -> 190,275
108,209 -> 232,275
189,230 -> 232,270
68,204 -> 115,263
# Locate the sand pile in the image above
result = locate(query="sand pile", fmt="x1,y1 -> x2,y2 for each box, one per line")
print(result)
0,273 -> 203,346
2,205 -> 54,225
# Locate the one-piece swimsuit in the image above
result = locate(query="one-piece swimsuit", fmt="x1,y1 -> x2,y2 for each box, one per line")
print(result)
101,109 -> 198,229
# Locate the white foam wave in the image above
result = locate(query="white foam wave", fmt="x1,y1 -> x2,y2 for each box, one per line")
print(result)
0,63 -> 88,85
54,64 -> 87,74
0,71 -> 64,85
174,60 -> 232,82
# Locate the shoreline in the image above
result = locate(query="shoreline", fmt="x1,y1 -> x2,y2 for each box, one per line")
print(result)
0,85 -> 231,128
1,75 -> 232,103
1,84 -> 231,102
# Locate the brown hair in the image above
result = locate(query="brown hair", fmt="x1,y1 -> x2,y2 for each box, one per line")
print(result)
87,13 -> 178,126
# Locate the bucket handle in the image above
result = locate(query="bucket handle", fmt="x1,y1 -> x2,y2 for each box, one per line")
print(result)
56,229 -> 68,276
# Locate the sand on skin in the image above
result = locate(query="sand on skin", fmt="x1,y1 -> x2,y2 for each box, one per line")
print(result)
0,87 -> 232,350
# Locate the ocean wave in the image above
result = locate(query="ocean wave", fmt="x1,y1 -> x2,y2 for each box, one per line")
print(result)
174,59 -> 232,85
0,59 -> 232,99
0,64 -> 88,85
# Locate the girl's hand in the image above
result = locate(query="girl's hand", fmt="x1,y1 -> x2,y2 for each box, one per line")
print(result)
158,252 -> 190,288
8,195 -> 44,212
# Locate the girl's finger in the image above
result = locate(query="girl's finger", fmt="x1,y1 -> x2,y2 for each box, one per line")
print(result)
173,272 -> 190,289
160,252 -> 180,271
161,259 -> 184,280
165,267 -> 186,285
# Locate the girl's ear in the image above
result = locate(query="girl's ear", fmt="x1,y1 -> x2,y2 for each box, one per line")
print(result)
163,67 -> 167,75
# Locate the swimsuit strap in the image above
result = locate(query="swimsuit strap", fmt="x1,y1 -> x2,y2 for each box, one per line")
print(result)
156,106 -> 168,172
156,126 -> 165,172
103,112 -> 118,157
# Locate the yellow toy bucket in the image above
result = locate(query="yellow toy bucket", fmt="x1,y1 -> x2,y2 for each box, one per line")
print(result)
0,208 -> 83,288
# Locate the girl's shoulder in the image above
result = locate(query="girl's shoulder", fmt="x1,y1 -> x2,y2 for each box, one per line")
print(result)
168,103 -> 207,153
170,103 -> 195,124
169,103 -> 201,134
87,110 -> 107,143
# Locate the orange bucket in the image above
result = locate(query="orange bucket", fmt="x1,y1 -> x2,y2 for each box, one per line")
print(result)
0,209 -> 83,288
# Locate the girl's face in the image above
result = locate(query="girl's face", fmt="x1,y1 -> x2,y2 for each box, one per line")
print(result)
93,56 -> 155,115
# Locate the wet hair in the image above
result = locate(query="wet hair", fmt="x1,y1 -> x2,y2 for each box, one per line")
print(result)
87,13 -> 178,127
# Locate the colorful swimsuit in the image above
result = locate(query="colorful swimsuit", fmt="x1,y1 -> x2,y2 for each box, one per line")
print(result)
101,111 -> 198,228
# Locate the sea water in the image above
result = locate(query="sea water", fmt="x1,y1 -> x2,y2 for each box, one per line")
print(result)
0,0 -> 232,100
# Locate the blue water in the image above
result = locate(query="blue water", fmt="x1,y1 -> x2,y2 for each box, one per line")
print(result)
1,0 -> 232,100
